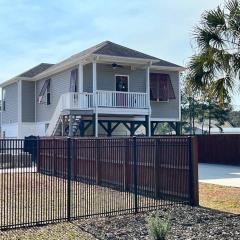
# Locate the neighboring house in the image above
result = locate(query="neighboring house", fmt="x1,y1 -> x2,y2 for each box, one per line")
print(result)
0,41 -> 184,138
183,120 -> 240,134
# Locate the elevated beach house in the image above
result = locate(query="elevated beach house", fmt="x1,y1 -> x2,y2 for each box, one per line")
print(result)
0,41 -> 184,138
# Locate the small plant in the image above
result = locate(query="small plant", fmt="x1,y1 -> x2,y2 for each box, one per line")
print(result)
146,213 -> 171,240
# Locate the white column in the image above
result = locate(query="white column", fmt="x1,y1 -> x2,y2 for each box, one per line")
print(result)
146,65 -> 151,136
78,63 -> 83,93
17,80 -> 22,138
92,61 -> 97,94
146,65 -> 150,106
92,61 -> 98,137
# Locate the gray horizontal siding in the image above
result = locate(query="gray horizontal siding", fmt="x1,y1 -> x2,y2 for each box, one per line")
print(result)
34,63 -> 180,123
36,68 -> 75,122
96,64 -> 146,92
150,71 -> 180,120
22,81 -> 35,122
2,83 -> 18,124
83,63 -> 93,92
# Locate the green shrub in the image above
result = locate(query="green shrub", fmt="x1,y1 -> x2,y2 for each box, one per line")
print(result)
146,213 -> 171,240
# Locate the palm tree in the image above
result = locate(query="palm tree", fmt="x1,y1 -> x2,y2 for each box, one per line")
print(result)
188,0 -> 240,104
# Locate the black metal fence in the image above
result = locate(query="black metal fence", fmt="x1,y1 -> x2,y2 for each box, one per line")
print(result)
0,136 -> 198,230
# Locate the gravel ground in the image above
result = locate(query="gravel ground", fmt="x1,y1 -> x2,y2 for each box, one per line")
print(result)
75,205 -> 240,240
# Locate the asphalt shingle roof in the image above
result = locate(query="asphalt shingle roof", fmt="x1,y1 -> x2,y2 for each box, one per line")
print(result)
93,41 -> 159,60
152,59 -> 183,68
19,63 -> 54,78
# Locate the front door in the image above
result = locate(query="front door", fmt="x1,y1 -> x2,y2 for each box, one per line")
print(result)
116,75 -> 128,107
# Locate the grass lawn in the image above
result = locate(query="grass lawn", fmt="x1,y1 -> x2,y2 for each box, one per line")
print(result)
199,183 -> 240,214
0,222 -> 95,240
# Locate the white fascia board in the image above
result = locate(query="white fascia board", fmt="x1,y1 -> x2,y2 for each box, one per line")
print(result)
97,107 -> 149,115
0,77 -> 32,88
150,65 -> 186,72
92,54 -> 158,65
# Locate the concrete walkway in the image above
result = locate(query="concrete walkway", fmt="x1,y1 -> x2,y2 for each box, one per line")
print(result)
0,167 -> 36,174
199,163 -> 240,188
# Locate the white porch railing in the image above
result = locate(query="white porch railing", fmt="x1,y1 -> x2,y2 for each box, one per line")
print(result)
62,92 -> 94,110
96,90 -> 149,109
46,91 -> 149,136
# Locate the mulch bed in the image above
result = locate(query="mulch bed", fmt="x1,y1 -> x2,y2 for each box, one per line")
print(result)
0,205 -> 239,239
75,205 -> 240,240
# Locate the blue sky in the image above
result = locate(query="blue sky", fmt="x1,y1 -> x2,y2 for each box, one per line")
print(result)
2,0 -> 238,105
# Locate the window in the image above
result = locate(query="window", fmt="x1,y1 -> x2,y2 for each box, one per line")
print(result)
150,73 -> 175,102
38,79 -> 51,105
69,68 -> 78,92
116,75 -> 128,92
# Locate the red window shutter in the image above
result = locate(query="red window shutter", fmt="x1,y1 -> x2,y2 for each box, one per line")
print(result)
157,74 -> 168,101
167,75 -> 176,99
150,73 -> 158,100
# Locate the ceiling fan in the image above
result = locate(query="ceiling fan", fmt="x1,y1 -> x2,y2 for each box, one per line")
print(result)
112,63 -> 123,69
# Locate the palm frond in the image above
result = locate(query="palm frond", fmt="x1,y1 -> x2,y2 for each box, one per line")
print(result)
202,6 -> 226,30
225,0 -> 240,16
193,27 -> 225,50
212,75 -> 234,103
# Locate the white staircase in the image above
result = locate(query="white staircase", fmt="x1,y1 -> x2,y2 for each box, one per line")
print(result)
45,92 -> 93,136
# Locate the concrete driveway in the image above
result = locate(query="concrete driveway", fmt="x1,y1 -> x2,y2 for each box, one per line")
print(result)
199,163 -> 240,188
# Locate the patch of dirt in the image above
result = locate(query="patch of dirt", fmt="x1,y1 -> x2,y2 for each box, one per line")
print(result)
199,183 -> 240,214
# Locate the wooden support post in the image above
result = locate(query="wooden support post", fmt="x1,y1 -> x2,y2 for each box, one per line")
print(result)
176,122 -> 181,136
79,119 -> 85,137
69,115 -> 73,137
145,115 -> 151,136
107,121 -> 112,137
151,122 -> 158,136
130,122 -> 135,136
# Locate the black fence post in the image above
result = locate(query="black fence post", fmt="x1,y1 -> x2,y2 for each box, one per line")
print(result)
133,136 -> 138,213
67,137 -> 72,221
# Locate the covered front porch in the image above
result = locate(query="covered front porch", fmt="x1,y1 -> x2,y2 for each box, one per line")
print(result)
46,56 -> 153,137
